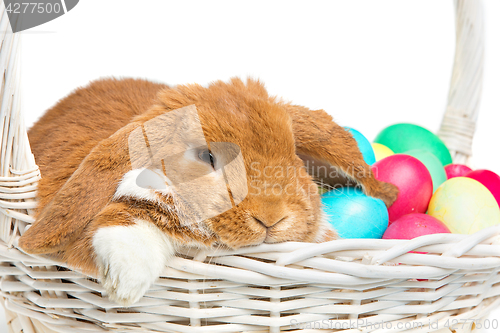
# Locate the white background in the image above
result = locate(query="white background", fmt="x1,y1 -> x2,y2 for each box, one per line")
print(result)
2,0 -> 500,331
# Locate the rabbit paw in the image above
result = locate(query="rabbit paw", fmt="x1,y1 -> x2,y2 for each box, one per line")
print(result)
92,220 -> 175,306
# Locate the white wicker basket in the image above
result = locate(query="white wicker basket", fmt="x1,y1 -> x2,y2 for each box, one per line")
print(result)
2,1 -> 498,332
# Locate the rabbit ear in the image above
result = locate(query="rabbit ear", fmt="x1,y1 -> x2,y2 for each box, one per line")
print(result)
286,104 -> 398,207
18,123 -> 136,254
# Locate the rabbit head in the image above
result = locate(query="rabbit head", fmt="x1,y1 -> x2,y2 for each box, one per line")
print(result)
134,80 -> 336,249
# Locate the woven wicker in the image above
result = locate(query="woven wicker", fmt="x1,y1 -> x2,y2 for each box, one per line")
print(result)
2,1 -> 498,332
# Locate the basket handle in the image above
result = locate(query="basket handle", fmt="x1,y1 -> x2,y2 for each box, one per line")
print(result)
0,3 -> 39,244
438,0 -> 484,165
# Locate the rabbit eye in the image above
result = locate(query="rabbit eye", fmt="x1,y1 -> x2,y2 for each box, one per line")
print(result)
198,149 -> 216,168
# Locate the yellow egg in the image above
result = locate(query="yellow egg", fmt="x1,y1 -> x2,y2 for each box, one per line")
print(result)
428,177 -> 500,234
372,143 -> 394,161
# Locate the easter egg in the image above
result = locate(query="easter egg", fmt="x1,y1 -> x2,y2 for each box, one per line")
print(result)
374,123 -> 452,166
372,154 -> 433,223
445,164 -> 473,179
321,187 -> 388,238
317,186 -> 329,195
382,214 -> 450,240
405,149 -> 447,192
428,177 -> 500,234
465,169 -> 500,208
372,143 -> 394,162
345,127 -> 376,165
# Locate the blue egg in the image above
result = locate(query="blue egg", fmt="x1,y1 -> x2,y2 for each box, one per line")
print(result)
345,127 -> 376,165
321,187 -> 388,238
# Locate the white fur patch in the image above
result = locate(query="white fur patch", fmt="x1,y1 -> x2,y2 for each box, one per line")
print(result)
92,219 -> 175,306
114,168 -> 173,202
314,210 -> 338,242
112,169 -> 211,242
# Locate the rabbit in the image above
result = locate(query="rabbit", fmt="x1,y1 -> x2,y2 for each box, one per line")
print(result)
19,77 -> 398,306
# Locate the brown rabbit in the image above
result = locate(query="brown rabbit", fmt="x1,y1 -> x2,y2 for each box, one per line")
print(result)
19,77 -> 398,305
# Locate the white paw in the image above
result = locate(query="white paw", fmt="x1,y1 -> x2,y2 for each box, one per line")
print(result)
92,219 -> 175,306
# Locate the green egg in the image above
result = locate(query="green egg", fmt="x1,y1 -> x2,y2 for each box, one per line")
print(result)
405,149 -> 447,192
374,123 -> 452,166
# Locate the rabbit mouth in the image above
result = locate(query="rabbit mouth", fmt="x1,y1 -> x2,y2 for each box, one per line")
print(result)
253,216 -> 288,244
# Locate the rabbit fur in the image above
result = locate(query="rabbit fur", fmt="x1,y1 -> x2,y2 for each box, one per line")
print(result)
19,77 -> 398,305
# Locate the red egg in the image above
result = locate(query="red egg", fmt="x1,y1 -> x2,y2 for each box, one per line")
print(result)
372,154 -> 433,223
465,169 -> 500,208
382,214 -> 451,240
445,164 -> 472,179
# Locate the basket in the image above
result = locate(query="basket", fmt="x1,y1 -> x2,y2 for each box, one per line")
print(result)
1,1 -> 498,332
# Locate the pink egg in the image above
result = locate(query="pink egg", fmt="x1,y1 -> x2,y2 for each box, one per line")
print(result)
445,164 -> 473,179
382,214 -> 451,240
465,169 -> 500,208
372,154 -> 433,223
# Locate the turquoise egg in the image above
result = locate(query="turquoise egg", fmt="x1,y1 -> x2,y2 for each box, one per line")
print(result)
345,127 -> 376,165
321,187 -> 389,238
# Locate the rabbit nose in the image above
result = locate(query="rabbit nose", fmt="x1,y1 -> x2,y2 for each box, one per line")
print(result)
253,216 -> 287,229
